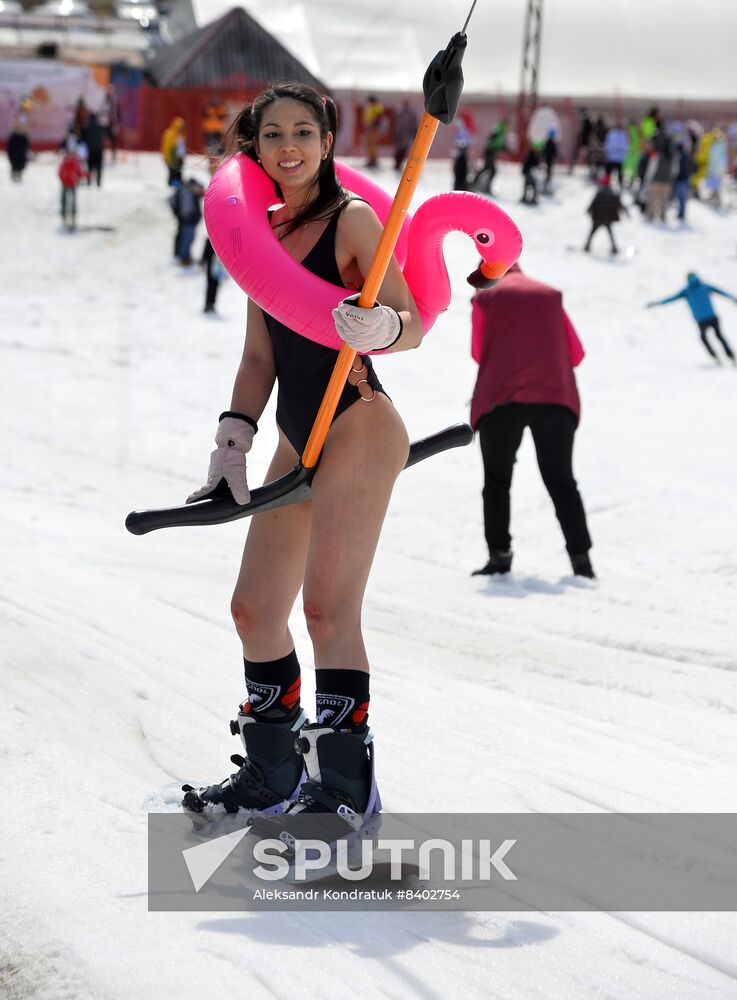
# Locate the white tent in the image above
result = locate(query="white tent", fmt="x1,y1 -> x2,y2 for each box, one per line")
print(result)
190,0 -> 737,100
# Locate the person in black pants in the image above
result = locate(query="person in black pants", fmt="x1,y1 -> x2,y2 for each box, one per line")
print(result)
542,128 -> 558,194
520,142 -> 541,204
696,317 -> 735,362
477,403 -> 592,571
201,238 -> 222,313
471,118 -> 508,194
584,174 -> 627,254
7,127 -> 30,181
470,264 -> 594,578
83,112 -> 105,187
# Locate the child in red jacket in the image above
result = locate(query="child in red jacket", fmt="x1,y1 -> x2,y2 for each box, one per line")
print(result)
59,146 -> 89,229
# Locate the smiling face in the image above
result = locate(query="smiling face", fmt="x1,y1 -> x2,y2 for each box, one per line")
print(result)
255,98 -> 333,198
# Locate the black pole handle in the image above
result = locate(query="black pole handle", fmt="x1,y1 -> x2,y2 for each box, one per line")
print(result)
125,424 -> 473,536
423,31 -> 468,124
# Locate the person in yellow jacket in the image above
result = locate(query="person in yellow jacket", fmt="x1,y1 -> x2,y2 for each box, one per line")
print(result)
363,95 -> 384,168
161,116 -> 186,187
202,99 -> 227,158
692,129 -> 714,196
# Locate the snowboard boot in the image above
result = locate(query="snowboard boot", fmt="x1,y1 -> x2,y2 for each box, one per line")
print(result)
570,551 -> 596,579
249,723 -> 381,845
472,548 -> 513,576
182,706 -> 307,815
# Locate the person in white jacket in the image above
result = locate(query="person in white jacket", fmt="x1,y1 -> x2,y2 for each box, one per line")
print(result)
706,130 -> 728,207
603,123 -> 629,188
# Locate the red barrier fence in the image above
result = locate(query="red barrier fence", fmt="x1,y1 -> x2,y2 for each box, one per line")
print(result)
14,83 -> 724,164
135,86 -> 737,166
136,84 -> 253,158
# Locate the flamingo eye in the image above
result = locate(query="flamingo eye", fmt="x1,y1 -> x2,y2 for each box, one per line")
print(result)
474,229 -> 495,246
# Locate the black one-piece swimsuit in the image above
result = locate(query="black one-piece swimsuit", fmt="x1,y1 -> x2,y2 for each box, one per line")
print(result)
262,205 -> 386,456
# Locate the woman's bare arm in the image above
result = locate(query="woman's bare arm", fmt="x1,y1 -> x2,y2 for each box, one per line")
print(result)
337,200 -> 423,352
230,298 -> 277,417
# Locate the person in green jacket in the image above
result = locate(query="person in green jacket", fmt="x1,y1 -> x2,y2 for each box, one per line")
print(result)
471,118 -> 508,194
640,106 -> 661,143
623,119 -> 640,184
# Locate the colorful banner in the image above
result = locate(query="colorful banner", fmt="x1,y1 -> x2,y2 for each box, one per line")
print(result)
0,60 -> 106,146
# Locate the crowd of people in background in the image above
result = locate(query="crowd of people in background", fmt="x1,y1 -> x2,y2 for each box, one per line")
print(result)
6,88 -> 120,186
563,106 -> 736,251
3,89 -> 121,228
442,102 -> 736,254
9,90 -> 737,220
569,106 -> 734,220
438,102 -> 737,226
160,116 -> 226,312
7,93 -> 736,330
53,95 -> 120,228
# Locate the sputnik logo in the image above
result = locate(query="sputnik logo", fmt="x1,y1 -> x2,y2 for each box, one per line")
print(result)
183,828 -> 250,892
182,832 -> 519,891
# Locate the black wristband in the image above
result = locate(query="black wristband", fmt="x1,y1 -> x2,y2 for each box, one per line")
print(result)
382,310 -> 404,349
219,411 -> 258,432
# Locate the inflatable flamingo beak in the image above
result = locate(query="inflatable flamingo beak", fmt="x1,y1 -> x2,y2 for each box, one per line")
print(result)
466,259 -> 511,289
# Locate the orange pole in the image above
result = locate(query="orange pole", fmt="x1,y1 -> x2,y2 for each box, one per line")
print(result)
301,112 -> 440,470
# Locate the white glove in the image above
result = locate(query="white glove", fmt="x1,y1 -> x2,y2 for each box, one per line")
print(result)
186,414 -> 256,505
332,294 -> 403,352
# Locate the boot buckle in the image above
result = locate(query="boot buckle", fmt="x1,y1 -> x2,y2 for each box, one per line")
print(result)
337,802 -> 362,830
279,830 -> 296,849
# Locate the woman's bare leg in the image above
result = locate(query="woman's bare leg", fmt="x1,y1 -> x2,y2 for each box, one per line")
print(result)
232,431 -> 312,661
182,434 -> 311,814
303,395 -> 409,670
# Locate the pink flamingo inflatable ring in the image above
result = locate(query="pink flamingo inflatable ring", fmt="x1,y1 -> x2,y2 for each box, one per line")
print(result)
204,155 -> 523,350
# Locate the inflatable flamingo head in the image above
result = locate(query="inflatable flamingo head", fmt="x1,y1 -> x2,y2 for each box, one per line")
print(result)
404,191 -> 523,327
463,201 -> 524,290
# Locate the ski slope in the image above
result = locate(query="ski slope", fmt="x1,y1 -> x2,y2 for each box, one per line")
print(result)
2,149 -> 736,999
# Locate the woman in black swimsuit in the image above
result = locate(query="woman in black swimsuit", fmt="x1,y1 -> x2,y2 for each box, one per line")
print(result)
182,83 -> 422,825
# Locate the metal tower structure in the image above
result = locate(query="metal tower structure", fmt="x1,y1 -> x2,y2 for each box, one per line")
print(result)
516,0 -> 543,155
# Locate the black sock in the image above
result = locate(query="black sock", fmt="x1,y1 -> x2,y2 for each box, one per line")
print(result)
315,668 -> 370,732
243,650 -> 301,723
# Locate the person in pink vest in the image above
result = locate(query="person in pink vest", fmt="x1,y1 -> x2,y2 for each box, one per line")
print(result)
470,264 -> 595,578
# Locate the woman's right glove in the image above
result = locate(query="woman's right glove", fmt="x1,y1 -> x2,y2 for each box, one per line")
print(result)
332,294 -> 403,352
186,412 -> 257,505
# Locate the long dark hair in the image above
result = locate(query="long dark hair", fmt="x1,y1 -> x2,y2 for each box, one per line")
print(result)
232,82 -> 348,237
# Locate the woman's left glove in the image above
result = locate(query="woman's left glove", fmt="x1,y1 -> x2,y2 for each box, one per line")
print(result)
332,294 -> 403,352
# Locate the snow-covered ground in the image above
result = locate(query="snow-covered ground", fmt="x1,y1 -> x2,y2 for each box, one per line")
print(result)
2,149 -> 737,999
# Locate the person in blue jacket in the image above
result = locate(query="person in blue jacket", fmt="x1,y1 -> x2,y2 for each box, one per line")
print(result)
647,272 -> 736,363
